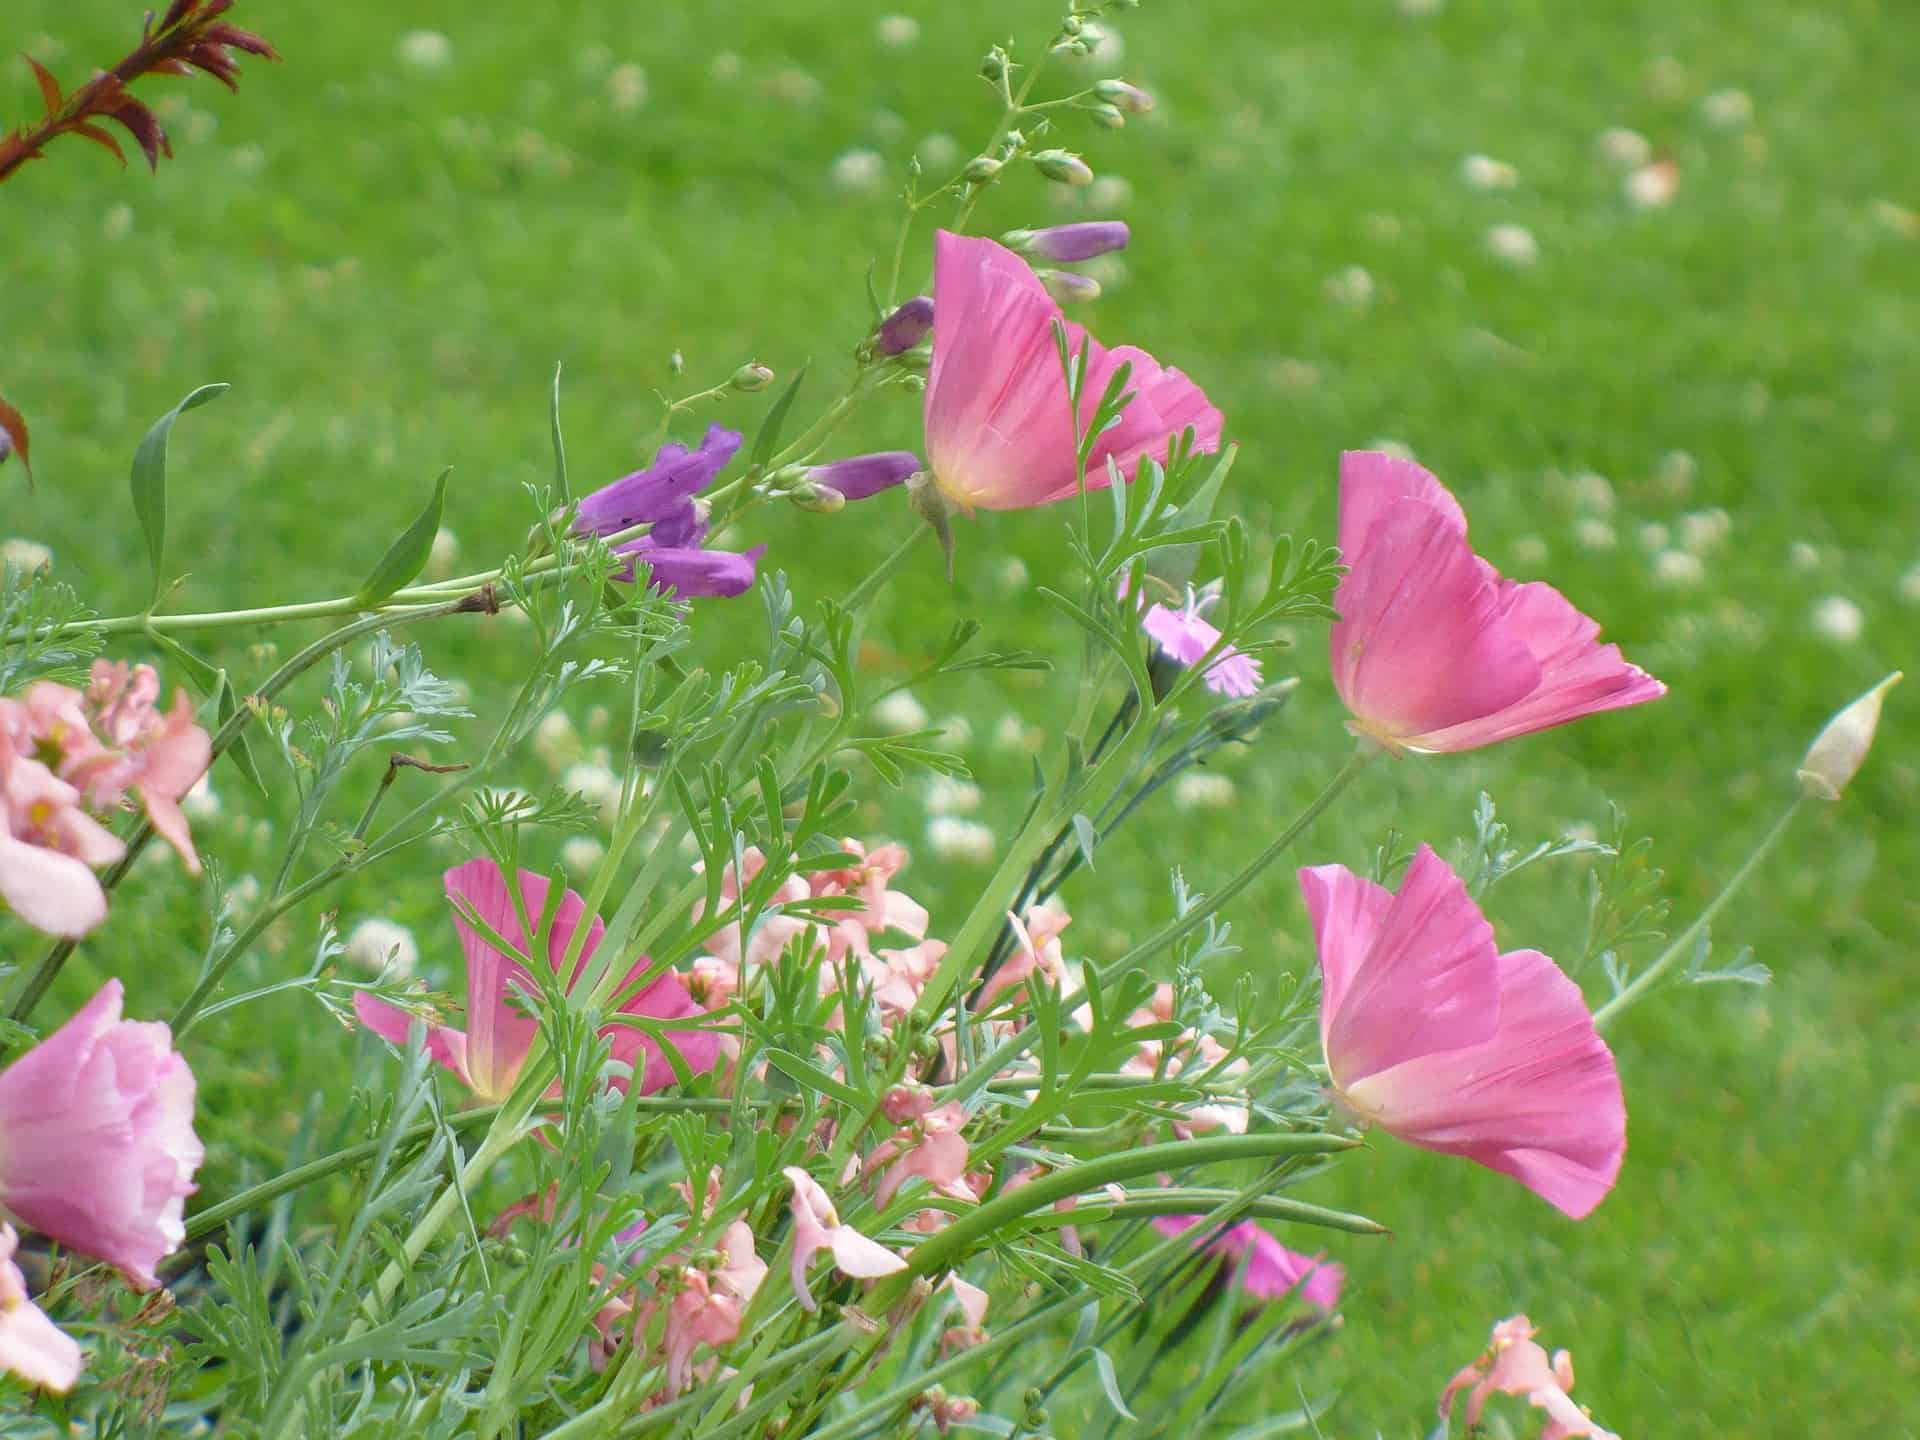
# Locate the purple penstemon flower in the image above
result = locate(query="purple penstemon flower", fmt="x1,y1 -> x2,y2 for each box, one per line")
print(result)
1125,581 -> 1263,697
576,424 -> 763,599
1004,221 -> 1130,263
803,451 -> 922,504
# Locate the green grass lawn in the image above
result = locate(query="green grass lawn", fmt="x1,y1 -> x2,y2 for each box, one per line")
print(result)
4,0 -> 1917,1433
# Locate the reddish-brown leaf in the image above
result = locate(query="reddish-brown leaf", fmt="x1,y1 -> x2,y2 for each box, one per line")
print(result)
204,25 -> 277,59
0,393 -> 31,480
159,0 -> 196,29
72,120 -> 127,167
25,55 -> 63,114
186,45 -> 242,91
105,96 -> 170,170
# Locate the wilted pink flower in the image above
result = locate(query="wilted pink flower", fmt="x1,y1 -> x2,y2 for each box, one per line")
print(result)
0,980 -> 202,1289
1127,581 -> 1263,697
1440,1315 -> 1619,1439
867,1101 -> 973,1207
782,1166 -> 906,1311
0,1223 -> 82,1393
1299,846 -> 1625,1219
924,230 -> 1222,511
1330,451 -> 1663,753
356,858 -> 718,1103
1151,1216 -> 1343,1311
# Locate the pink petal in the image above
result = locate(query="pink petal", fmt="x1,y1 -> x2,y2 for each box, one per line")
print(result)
0,1287 -> 83,1393
603,962 -> 721,1093
443,859 -> 604,1101
1410,578 -> 1666,752
0,829 -> 110,937
1344,947 -> 1625,1218
353,991 -> 473,1090
1312,847 -> 1502,1089
1336,450 -> 1468,560
141,794 -> 201,873
830,1225 -> 908,1279
1295,862 -> 1394,1044
1330,499 -> 1541,746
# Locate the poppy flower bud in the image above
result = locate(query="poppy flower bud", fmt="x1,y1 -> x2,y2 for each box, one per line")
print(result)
1035,269 -> 1102,305
875,296 -> 934,354
1094,78 -> 1155,113
1797,671 -> 1900,801
1032,149 -> 1094,186
730,362 -> 775,392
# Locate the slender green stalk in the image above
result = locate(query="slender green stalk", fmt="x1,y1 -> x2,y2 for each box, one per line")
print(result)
1107,745 -> 1379,973
1593,795 -> 1805,1031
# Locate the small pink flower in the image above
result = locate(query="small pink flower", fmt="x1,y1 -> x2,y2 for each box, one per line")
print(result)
1439,1315 -> 1618,1440
862,938 -> 948,1020
1151,1216 -> 1343,1311
782,1166 -> 906,1311
866,1102 -> 973,1208
977,901 -> 1071,1009
0,1223 -> 82,1393
1299,846 -> 1625,1219
1127,582 -> 1263,697
0,980 -> 203,1288
1330,451 -> 1663,752
808,838 -> 929,962
924,230 -> 1223,511
356,859 -> 718,1103
695,846 -> 815,971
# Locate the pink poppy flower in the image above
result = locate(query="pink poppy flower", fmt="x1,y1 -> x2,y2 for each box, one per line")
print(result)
0,1223 -> 83,1393
1440,1315 -> 1619,1440
781,1166 -> 906,1312
0,980 -> 202,1289
355,858 -> 718,1103
1299,845 -> 1625,1219
923,230 -> 1223,511
1152,1216 -> 1344,1311
1330,451 -> 1664,752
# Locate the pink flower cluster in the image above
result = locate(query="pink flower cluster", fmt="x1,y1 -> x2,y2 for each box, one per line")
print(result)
0,661 -> 210,938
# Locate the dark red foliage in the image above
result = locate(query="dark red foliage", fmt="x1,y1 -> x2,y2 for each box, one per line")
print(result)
0,0 -> 277,184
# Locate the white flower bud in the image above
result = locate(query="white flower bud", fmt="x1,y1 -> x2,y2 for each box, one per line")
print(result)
1797,671 -> 1900,801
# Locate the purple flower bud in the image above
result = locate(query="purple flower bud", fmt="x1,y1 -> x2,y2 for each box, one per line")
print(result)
1006,221 -> 1130,263
1036,269 -> 1103,305
575,425 -> 742,538
875,296 -> 934,355
804,451 -> 921,503
617,539 -> 765,598
1094,78 -> 1154,114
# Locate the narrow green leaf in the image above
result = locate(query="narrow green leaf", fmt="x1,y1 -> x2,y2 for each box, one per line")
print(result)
131,383 -> 229,609
765,1048 -> 866,1106
749,362 -> 810,471
1092,1347 -> 1138,1421
356,467 -> 451,606
550,362 -> 569,503
1154,443 -> 1238,588
1071,813 -> 1098,873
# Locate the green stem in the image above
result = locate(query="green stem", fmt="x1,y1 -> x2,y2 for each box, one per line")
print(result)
1592,795 -> 1805,1031
1106,745 -> 1378,973
839,525 -> 929,615
4,597 -> 475,1035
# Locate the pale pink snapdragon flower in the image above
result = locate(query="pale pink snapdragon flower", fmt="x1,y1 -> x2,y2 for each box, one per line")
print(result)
923,230 -> 1222,511
1121,985 -> 1250,1135
1331,451 -> 1663,752
0,980 -> 203,1289
355,859 -> 717,1103
693,846 -> 816,972
66,662 -> 211,868
862,937 -> 948,1020
1439,1315 -> 1619,1439
657,1219 -> 766,1396
1299,846 -> 1625,1219
781,1167 -> 906,1311
866,1101 -> 974,1208
0,721 -> 123,937
808,838 -> 929,963
1151,1216 -> 1344,1312
939,1273 -> 989,1355
0,1223 -> 82,1393
977,900 -> 1071,1009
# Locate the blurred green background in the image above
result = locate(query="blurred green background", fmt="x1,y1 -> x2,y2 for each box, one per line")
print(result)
3,0 -> 1915,1434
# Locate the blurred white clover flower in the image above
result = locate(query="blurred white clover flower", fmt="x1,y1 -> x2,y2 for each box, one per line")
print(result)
345,918 -> 419,978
